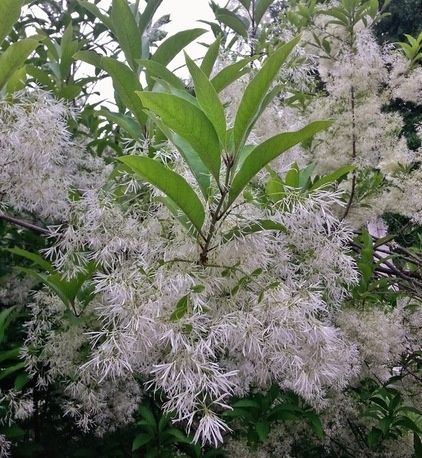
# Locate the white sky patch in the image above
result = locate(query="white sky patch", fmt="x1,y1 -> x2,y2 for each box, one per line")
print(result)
91,0 -> 224,103
153,0 -> 219,74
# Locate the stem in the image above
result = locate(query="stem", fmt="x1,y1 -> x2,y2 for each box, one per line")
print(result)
199,191 -> 227,265
326,432 -> 357,458
250,0 -> 256,58
199,163 -> 232,264
0,213 -> 50,235
341,84 -> 357,220
33,385 -> 41,445
403,366 -> 422,384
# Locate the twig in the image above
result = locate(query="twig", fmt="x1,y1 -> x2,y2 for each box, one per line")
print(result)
0,213 -> 50,235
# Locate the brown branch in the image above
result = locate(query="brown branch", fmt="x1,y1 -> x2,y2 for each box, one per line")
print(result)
341,85 -> 357,221
0,213 -> 50,235
349,233 -> 422,297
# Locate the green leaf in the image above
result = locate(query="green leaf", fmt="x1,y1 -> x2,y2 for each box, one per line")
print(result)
414,433 -> 422,457
310,165 -> 355,190
255,0 -> 274,25
0,347 -> 19,364
132,433 -> 153,451
152,28 -> 206,67
14,373 -> 30,391
200,35 -> 222,77
285,166 -> 300,187
77,1 -> 115,33
57,85 -> 82,101
72,49 -> 105,70
136,420 -> 155,435
1,424 -> 25,439
370,396 -> 389,412
367,427 -> 383,449
267,403 -> 304,421
17,263 -> 95,310
397,406 -> 422,416
163,428 -> 191,444
26,65 -> 54,89
222,408 -> 254,420
147,78 -> 199,106
267,409 -> 301,421
20,268 -> 69,305
211,57 -> 253,93
60,23 -> 82,80
0,361 -> 25,381
138,92 -> 221,182
100,57 -> 146,126
158,414 -> 170,433
7,248 -> 54,273
74,51 -> 146,127
298,163 -> 316,189
138,0 -> 164,36
304,412 -> 324,441
247,429 -> 259,446
215,8 -> 249,38
228,121 -> 330,207
232,399 -> 260,408
6,64 -> 27,94
379,417 -> 391,435
136,59 -> 185,90
361,410 -> 382,421
170,294 -> 190,321
369,0 -> 379,17
0,0 -> 25,45
393,417 -> 421,433
238,0 -> 251,9
111,0 -> 142,72
233,36 -> 301,153
118,156 -> 205,233
223,220 -> 286,243
147,112 -> 211,200
98,108 -> 143,139
191,285 -> 205,293
255,421 -> 270,442
267,173 -> 285,203
358,262 -> 373,284
324,8 -> 349,26
198,19 -> 223,39
138,405 -> 157,428
0,38 -> 39,91
185,53 -> 226,145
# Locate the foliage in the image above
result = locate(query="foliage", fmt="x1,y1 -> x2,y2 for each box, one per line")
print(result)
375,0 -> 422,43
223,385 -> 324,449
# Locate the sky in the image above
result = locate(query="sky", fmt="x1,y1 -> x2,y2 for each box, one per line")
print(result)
90,0 -> 225,100
151,0 -> 221,72
155,0 -> 220,33
98,0 -> 224,62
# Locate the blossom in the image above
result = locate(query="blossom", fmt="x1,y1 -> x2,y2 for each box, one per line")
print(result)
0,434 -> 11,458
20,171 -> 361,444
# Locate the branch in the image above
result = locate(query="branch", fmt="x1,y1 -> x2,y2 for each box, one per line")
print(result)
0,213 -> 50,235
341,85 -> 357,221
350,233 -> 422,298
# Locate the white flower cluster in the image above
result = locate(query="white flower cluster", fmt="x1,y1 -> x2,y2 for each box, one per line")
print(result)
0,388 -> 34,426
389,53 -> 422,105
22,171 -> 359,444
304,25 -> 415,174
0,89 -> 111,222
289,8 -> 422,230
0,89 -> 74,219
336,306 -> 407,381
0,434 -> 11,458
